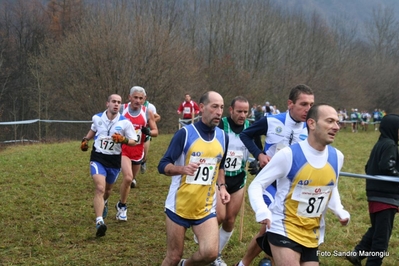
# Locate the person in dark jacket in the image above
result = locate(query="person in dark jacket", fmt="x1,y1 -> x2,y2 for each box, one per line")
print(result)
346,114 -> 399,266
253,105 -> 264,150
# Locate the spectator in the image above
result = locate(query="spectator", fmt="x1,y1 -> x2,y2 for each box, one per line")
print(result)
250,103 -> 257,119
262,101 -> 274,116
373,109 -> 382,131
350,108 -> 361,133
361,110 -> 371,131
346,114 -> 399,266
337,108 -> 347,129
272,105 -> 280,115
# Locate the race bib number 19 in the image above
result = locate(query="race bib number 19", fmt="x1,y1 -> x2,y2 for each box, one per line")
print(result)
186,157 -> 217,185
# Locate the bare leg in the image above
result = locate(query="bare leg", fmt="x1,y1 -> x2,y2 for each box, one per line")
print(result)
143,140 -> 150,162
242,223 -> 266,265
269,243 -> 301,266
188,217 -> 219,265
120,156 -> 133,204
222,188 -> 245,232
92,174 -> 106,217
161,215 -> 186,266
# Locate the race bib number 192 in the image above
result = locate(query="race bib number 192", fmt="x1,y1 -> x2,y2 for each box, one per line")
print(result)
186,157 -> 217,185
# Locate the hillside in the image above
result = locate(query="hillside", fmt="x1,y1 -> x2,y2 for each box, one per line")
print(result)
278,0 -> 399,39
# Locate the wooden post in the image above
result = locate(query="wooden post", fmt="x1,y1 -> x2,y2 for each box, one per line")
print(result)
239,162 -> 248,242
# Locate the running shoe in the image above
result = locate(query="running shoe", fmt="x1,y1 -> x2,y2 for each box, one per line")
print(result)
96,221 -> 107,237
115,201 -> 127,221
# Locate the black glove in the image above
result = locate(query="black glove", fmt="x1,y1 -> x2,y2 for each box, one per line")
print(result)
248,160 -> 260,175
141,127 -> 151,136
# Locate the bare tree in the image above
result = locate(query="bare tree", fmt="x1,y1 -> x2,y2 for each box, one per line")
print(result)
33,0 -> 204,132
2,0 -> 399,141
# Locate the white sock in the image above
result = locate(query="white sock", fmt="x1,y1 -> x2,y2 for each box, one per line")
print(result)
238,261 -> 245,266
96,217 -> 104,224
219,227 -> 233,252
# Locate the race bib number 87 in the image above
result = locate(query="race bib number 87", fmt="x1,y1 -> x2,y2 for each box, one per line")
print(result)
292,185 -> 332,218
186,157 -> 217,185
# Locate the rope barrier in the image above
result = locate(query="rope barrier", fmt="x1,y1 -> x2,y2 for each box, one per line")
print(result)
340,120 -> 380,125
340,172 -> 399,183
178,116 -> 201,128
0,119 -> 91,125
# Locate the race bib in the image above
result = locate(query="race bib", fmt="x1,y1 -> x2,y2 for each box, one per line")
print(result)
95,135 -> 116,153
183,107 -> 191,114
186,157 -> 217,185
135,129 -> 142,144
225,150 -> 243,171
292,185 -> 331,218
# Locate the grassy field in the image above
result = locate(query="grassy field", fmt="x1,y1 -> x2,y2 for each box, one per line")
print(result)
0,129 -> 398,265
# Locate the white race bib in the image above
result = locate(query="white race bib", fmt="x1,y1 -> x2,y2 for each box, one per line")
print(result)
292,185 -> 332,218
183,107 -> 191,114
95,135 -> 117,153
135,129 -> 142,144
225,150 -> 243,171
186,157 -> 217,185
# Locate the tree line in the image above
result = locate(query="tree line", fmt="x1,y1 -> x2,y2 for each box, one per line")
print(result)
0,0 -> 398,140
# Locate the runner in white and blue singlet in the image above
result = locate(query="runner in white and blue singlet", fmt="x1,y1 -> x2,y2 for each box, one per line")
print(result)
249,104 -> 350,265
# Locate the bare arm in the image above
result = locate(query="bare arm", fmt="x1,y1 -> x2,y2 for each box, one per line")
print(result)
153,113 -> 161,123
83,129 -> 96,140
217,169 -> 230,205
147,110 -> 159,137
163,162 -> 200,176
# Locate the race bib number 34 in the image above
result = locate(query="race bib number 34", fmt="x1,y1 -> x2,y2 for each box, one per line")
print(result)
186,157 -> 217,185
225,150 -> 243,171
292,185 -> 332,218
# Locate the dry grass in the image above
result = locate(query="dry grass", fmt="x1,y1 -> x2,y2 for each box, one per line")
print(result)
0,130 -> 397,265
